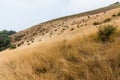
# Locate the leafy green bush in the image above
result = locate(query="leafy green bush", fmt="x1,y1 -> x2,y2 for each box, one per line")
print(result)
0,30 -> 16,51
97,25 -> 117,43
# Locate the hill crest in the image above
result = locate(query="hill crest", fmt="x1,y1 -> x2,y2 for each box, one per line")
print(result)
10,2 -> 120,48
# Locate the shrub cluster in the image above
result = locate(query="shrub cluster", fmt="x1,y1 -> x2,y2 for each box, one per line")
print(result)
0,30 -> 16,51
97,25 -> 117,43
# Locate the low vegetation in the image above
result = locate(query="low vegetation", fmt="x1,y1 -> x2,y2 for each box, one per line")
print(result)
0,30 -> 16,51
103,18 -> 111,23
93,22 -> 100,25
97,25 -> 117,43
117,12 -> 120,16
0,4 -> 120,80
1,25 -> 120,80
9,44 -> 16,49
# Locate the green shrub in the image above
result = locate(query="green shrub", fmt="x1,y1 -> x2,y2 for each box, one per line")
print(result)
97,25 -> 117,43
0,30 -> 16,51
9,44 -> 16,49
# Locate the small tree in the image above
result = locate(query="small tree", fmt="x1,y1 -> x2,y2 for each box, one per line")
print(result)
97,25 -> 117,43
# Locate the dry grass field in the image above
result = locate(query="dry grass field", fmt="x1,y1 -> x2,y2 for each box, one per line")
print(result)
0,3 -> 120,80
1,28 -> 120,80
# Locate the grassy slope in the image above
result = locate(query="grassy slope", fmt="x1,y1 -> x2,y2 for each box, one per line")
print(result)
10,3 -> 120,46
0,29 -> 120,80
0,3 -> 120,80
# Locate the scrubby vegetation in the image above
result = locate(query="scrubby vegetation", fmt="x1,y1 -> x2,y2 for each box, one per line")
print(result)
97,25 -> 117,43
103,18 -> 111,23
9,44 -> 16,49
0,30 -> 16,51
0,3 -> 120,80
117,12 -> 120,16
1,25 -> 120,80
93,22 -> 100,25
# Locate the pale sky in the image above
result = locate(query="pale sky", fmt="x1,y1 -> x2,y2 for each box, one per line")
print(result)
0,0 -> 120,31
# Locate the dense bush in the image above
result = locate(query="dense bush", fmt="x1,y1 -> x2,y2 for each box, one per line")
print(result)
97,25 -> 117,43
0,30 -> 16,51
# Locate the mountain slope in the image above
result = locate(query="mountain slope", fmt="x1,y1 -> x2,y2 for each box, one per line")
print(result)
10,2 -> 120,47
0,2 -> 120,80
1,25 -> 120,80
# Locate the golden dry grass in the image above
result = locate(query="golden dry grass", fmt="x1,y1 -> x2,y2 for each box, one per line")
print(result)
0,28 -> 120,80
0,4 -> 120,80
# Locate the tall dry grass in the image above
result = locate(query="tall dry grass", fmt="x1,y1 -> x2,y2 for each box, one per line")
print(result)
0,29 -> 120,80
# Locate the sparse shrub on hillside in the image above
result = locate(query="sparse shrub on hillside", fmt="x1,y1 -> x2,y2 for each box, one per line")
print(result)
27,43 -> 30,45
93,22 -> 100,25
88,16 -> 90,18
82,19 -> 84,22
103,18 -> 111,23
97,25 -> 117,43
27,40 -> 29,42
85,24 -> 87,26
117,12 -> 120,16
112,14 -> 116,17
34,67 -> 47,75
71,28 -> 74,31
21,41 -> 24,44
14,34 -> 24,41
33,33 -> 37,36
64,26 -> 69,28
63,28 -> 65,31
9,44 -> 16,49
55,29 -> 57,31
17,44 -> 20,47
50,33 -> 52,35
31,41 -> 34,43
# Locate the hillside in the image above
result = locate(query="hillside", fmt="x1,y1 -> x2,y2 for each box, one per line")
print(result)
10,2 -> 120,47
0,2 -> 120,80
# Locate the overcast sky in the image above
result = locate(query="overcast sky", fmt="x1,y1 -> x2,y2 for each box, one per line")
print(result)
0,0 -> 120,31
